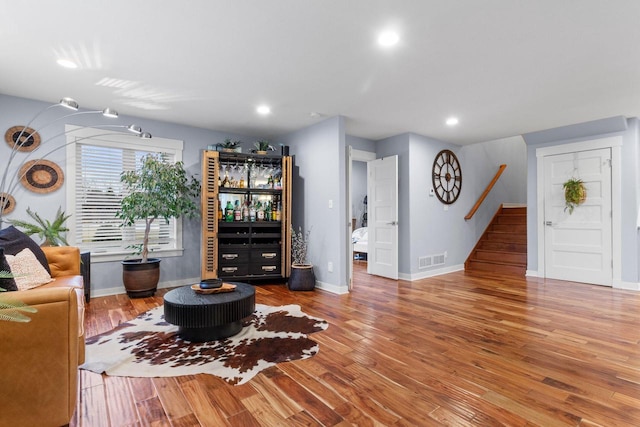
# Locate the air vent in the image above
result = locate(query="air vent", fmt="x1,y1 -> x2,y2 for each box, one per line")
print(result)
419,254 -> 446,269
418,256 -> 432,269
433,254 -> 446,266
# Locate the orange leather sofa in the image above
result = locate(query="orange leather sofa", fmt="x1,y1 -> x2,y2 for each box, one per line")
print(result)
0,246 -> 85,427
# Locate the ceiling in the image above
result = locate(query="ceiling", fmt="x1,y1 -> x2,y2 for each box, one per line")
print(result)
1,0 -> 639,145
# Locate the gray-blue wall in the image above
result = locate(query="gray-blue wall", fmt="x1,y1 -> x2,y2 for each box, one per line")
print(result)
523,116 -> 640,286
2,93 -> 532,297
280,116 -> 348,293
0,94 -> 257,296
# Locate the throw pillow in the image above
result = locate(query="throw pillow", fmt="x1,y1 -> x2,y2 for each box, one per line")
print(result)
5,248 -> 54,291
0,226 -> 51,274
0,247 -> 18,292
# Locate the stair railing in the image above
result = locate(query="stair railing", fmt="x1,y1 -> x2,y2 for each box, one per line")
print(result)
465,164 -> 507,220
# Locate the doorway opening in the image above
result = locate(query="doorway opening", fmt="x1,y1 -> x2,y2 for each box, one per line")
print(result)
348,147 -> 375,290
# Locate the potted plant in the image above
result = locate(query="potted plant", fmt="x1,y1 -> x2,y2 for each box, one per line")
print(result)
117,154 -> 200,298
217,138 -> 243,153
563,177 -> 587,214
288,226 -> 315,291
252,140 -> 275,155
9,206 -> 70,246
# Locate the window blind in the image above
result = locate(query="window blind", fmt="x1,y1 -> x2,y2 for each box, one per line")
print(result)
65,126 -> 183,257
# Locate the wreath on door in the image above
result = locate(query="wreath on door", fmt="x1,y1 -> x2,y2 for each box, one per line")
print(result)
563,178 -> 587,214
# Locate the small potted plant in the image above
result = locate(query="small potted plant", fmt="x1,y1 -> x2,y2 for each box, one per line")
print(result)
252,140 -> 275,155
217,138 -> 243,153
117,154 -> 200,297
288,226 -> 315,291
563,177 -> 587,214
9,206 -> 71,246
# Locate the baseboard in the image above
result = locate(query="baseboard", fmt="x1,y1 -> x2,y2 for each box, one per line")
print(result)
613,280 -> 640,291
401,264 -> 464,281
90,277 -> 200,299
525,270 -> 540,277
315,280 -> 349,295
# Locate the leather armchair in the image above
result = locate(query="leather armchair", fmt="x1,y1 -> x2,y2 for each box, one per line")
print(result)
0,287 -> 80,427
0,246 -> 85,427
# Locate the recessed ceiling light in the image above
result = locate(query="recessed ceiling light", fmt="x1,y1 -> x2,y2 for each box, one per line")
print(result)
446,117 -> 459,126
256,105 -> 271,115
377,31 -> 399,47
56,59 -> 78,69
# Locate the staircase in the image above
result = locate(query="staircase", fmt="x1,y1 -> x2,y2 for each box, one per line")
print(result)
465,205 -> 527,276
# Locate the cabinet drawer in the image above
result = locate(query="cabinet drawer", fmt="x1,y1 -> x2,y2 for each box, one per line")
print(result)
219,264 -> 249,277
253,249 -> 281,263
219,248 -> 249,265
249,263 -> 281,275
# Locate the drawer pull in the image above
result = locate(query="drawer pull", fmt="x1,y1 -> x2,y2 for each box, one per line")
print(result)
261,252 -> 277,259
222,267 -> 238,273
262,265 -> 277,272
222,253 -> 239,260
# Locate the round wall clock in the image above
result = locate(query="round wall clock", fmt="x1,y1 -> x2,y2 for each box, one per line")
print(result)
432,149 -> 462,204
5,126 -> 41,152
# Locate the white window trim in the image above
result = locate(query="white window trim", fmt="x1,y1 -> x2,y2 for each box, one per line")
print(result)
65,124 -> 186,263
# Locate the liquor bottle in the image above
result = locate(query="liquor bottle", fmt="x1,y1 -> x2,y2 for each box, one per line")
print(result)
225,201 -> 234,222
249,200 -> 256,222
242,198 -> 249,221
217,199 -> 223,221
275,202 -> 282,221
267,175 -> 273,189
234,200 -> 241,221
263,201 -> 271,222
271,200 -> 277,221
256,201 -> 264,221
222,174 -> 230,188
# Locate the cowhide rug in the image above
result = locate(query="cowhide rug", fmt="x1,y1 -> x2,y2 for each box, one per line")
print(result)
81,304 -> 328,385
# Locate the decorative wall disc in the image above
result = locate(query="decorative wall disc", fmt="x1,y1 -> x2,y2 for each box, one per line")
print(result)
5,126 -> 41,152
19,160 -> 64,193
0,192 -> 16,215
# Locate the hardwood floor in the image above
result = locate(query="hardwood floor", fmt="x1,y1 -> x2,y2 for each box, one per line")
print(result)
72,264 -> 640,426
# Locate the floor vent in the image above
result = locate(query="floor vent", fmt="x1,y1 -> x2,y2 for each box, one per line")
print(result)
433,254 -> 446,266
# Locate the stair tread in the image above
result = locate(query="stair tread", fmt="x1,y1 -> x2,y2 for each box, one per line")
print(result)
468,258 -> 526,267
476,248 -> 526,255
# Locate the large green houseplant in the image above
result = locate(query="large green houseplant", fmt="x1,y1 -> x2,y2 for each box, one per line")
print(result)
116,154 -> 200,297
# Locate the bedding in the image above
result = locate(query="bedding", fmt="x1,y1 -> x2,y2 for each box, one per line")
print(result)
352,227 -> 368,254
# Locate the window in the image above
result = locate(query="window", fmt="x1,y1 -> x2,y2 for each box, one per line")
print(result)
65,125 -> 185,261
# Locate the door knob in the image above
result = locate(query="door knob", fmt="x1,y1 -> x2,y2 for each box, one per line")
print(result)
387,221 -> 398,226
545,221 -> 553,226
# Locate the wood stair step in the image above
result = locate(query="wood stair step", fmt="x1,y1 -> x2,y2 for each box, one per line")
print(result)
478,241 -> 527,253
500,207 -> 526,215
472,249 -> 526,265
491,223 -> 526,233
465,259 -> 526,276
496,214 -> 526,225
485,231 -> 527,244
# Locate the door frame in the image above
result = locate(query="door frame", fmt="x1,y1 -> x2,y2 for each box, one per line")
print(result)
535,136 -> 622,285
346,147 -> 376,291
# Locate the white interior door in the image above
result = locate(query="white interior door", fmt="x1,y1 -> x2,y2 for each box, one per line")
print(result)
367,156 -> 398,279
543,148 -> 612,286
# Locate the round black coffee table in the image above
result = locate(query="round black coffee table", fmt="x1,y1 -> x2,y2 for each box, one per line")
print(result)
163,282 -> 255,342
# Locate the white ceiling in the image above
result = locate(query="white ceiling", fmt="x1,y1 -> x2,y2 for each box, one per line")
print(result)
1,0 -> 639,145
